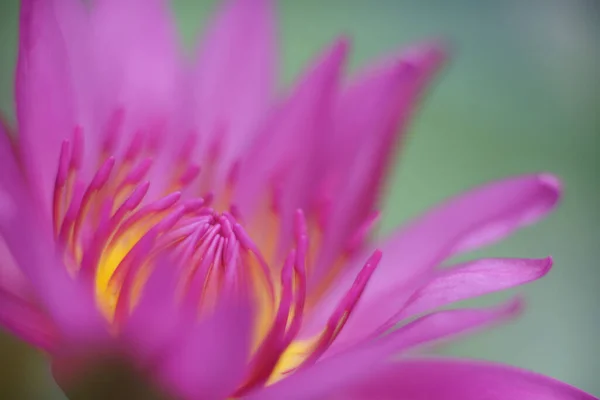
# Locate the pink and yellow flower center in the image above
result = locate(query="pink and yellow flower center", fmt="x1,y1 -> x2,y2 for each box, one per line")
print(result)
50,116 -> 381,393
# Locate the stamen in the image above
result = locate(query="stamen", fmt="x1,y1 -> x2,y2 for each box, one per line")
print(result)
53,140 -> 71,233
102,109 -> 125,158
294,249 -> 382,370
237,250 -> 296,393
49,119 -> 388,394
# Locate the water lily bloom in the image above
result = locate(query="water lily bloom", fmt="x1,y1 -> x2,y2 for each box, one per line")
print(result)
0,0 -> 595,399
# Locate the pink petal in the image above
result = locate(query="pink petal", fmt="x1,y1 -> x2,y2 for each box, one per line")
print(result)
246,339 -> 389,400
159,298 -> 254,400
16,0 -> 78,210
397,257 -> 552,320
123,258 -> 186,364
0,125 -> 103,344
340,358 -> 597,400
89,0 -> 183,150
236,38 -> 348,244
323,297 -> 522,361
193,0 -> 276,185
313,41 -> 447,287
305,174 -> 560,337
338,257 -> 552,344
0,287 -> 56,352
0,236 -> 31,301
373,298 -> 523,354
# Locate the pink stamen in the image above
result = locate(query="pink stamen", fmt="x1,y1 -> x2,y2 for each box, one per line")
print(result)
284,210 -> 309,342
178,164 -> 201,187
71,157 -> 116,244
295,249 -> 382,370
238,250 -> 295,393
53,140 -> 71,232
69,126 -> 84,171
109,192 -> 182,248
58,181 -> 85,247
124,130 -> 146,163
115,158 -> 153,195
102,109 -> 125,157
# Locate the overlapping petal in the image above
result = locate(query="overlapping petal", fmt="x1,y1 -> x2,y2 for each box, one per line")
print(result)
340,359 -> 596,400
193,0 -> 276,185
16,0 -> 77,209
0,123 -> 103,345
306,174 -> 560,339
2,1 -> 592,399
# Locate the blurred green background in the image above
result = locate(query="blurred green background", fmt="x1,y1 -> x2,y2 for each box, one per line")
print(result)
0,0 -> 599,398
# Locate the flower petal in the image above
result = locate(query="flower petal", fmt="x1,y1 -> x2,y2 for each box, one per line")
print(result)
0,236 -> 31,301
313,41 -> 447,287
340,358 -> 597,400
0,125 -> 103,344
338,257 -> 552,344
89,0 -> 183,148
397,257 -> 551,320
237,38 -> 348,246
305,174 -> 560,337
122,258 -> 183,364
0,287 -> 56,352
367,174 -> 560,298
193,0 -> 276,184
374,298 -> 523,354
159,298 -> 254,400
246,338 -> 389,400
16,0 -> 77,210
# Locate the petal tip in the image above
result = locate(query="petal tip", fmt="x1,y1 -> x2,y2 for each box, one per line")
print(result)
539,256 -> 554,275
537,173 -> 562,196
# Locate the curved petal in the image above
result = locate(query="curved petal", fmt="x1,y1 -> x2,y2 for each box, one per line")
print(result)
340,358 -> 597,400
345,257 -> 552,342
193,0 -> 277,184
323,298 -> 522,362
313,41 -> 447,286
305,174 -> 560,337
397,257 -> 551,319
16,0 -> 77,210
373,298 -> 523,354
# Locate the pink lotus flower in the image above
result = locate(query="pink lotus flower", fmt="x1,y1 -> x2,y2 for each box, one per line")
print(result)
0,0 -> 595,399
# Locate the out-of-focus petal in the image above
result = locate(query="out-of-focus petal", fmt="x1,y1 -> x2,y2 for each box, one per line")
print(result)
305,174 -> 560,337
122,258 -> 183,365
313,42 -> 447,287
0,236 -> 31,301
0,288 -> 56,352
159,297 -> 254,400
237,39 -> 348,245
0,125 -> 103,344
245,338 -> 389,400
338,359 -> 597,400
193,0 -> 276,185
16,0 -> 77,210
89,0 -> 183,151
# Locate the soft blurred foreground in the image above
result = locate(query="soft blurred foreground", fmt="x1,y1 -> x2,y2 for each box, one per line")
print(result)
0,0 -> 598,398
